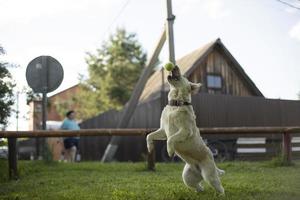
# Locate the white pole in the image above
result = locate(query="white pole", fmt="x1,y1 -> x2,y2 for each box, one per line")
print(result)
166,0 -> 176,64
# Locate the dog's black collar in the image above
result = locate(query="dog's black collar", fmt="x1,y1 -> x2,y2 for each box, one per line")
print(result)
168,100 -> 192,107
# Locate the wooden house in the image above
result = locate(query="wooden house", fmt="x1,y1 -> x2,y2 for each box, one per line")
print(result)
140,38 -> 263,103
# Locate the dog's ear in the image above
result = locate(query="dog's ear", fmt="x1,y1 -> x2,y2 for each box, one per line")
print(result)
190,82 -> 202,94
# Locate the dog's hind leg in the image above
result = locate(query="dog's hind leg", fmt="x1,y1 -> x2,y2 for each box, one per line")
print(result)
207,147 -> 225,176
182,164 -> 204,192
146,129 -> 167,153
201,161 -> 225,194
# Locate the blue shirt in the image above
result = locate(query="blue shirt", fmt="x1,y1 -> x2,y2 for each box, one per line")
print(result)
61,118 -> 80,139
61,119 -> 80,130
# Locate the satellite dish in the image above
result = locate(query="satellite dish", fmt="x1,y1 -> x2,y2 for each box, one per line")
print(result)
26,56 -> 64,93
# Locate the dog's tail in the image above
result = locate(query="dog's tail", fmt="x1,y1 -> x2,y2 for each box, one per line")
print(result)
194,163 -> 225,177
217,168 -> 225,176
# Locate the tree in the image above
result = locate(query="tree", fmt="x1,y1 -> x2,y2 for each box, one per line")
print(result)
0,46 -> 14,128
64,28 -> 147,120
26,88 -> 41,105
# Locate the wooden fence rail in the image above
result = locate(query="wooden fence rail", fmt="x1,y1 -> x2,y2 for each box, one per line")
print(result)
1,126 -> 299,180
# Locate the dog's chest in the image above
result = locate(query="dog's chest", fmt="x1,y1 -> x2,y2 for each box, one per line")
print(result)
161,106 -> 183,136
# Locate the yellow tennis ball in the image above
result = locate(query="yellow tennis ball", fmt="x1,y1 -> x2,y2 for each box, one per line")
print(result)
164,62 -> 175,71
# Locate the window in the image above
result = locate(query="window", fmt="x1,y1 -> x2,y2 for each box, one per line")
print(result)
207,74 -> 222,89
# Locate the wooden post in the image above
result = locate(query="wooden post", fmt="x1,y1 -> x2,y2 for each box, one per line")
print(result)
101,30 -> 166,162
282,132 -> 292,163
8,137 -> 18,180
147,148 -> 156,171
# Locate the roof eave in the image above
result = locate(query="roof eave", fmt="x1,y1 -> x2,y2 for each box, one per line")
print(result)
185,39 -> 263,97
216,41 -> 264,97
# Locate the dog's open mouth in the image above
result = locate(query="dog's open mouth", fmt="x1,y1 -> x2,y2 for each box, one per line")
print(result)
167,65 -> 181,81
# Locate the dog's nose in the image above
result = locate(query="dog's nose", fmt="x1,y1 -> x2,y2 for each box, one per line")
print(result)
171,65 -> 180,77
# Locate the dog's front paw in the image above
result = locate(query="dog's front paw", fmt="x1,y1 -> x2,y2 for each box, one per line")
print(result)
146,135 -> 154,153
167,144 -> 175,157
147,142 -> 154,153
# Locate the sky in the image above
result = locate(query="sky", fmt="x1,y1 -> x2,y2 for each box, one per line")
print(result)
1,0 -> 300,130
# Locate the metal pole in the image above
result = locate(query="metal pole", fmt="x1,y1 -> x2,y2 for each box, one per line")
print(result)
42,56 -> 48,131
166,0 -> 176,64
36,91 -> 47,160
42,91 -> 47,130
160,68 -> 166,110
39,56 -> 48,159
101,29 -> 167,162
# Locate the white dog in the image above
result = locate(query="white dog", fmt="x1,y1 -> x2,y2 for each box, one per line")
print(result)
146,65 -> 225,194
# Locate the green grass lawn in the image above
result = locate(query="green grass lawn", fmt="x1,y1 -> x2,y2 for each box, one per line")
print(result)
0,159 -> 300,200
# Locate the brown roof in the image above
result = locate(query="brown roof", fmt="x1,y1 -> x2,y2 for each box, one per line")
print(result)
139,38 -> 263,102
